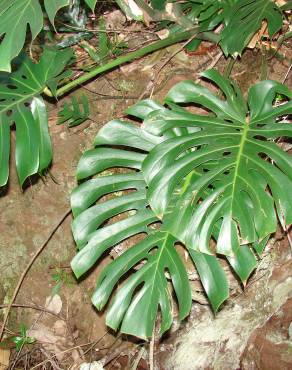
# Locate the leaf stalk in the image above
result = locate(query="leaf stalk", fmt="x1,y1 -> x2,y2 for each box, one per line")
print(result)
43,29 -> 219,98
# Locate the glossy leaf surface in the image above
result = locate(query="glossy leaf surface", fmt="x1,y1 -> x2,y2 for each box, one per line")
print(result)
0,0 -> 70,72
221,0 -> 283,55
0,48 -> 73,186
71,70 -> 291,338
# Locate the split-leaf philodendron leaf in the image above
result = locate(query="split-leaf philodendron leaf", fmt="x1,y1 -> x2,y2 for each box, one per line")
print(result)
0,48 -> 73,186
220,0 -> 283,56
0,0 -> 99,72
0,0 -> 70,72
0,1 -> 285,72
71,69 -> 292,339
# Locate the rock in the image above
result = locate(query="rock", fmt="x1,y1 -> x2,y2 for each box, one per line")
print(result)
240,299 -> 292,370
79,361 -> 105,370
163,242 -> 292,370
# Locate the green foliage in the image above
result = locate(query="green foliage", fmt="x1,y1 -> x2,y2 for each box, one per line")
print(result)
0,1 -> 286,73
115,0 -> 144,20
0,0 -> 100,72
11,324 -> 35,351
58,94 -> 90,127
221,0 -> 283,56
71,70 -> 292,338
117,0 -> 284,55
80,18 -> 128,66
51,267 -> 75,296
0,0 -> 290,342
0,48 -> 73,186
0,0 -> 70,72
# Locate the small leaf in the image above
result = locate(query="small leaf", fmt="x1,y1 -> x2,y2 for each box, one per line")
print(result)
84,0 -> 98,11
58,94 -> 90,127
52,281 -> 62,296
31,97 -> 53,172
44,0 -> 69,29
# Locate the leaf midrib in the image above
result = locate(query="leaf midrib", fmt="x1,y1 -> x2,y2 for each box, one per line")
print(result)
229,120 -> 249,214
143,232 -> 172,318
0,88 -> 43,118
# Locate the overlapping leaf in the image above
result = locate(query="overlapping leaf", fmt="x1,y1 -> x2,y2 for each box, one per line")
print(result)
0,0 -> 70,72
116,0 -> 284,55
221,0 -> 283,55
71,70 -> 291,338
0,48 -> 73,186
157,70 -> 292,252
70,118 -> 193,338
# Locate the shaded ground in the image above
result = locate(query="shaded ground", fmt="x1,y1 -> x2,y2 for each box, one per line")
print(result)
0,21 -> 291,370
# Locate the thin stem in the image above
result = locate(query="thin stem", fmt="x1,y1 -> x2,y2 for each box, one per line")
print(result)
44,29 -> 219,98
0,209 -> 71,341
260,45 -> 268,81
223,57 -> 237,78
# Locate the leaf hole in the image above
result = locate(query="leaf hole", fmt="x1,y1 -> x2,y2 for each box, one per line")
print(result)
147,221 -> 162,230
21,75 -> 28,80
223,151 -> 231,156
6,109 -> 12,117
6,84 -> 17,90
148,246 -> 158,255
254,135 -> 266,141
258,152 -> 268,160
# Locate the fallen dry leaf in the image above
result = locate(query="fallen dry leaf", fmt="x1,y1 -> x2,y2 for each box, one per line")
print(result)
0,348 -> 10,370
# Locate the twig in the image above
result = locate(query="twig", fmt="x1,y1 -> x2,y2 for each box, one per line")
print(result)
149,328 -> 155,370
282,63 -> 292,84
0,304 -> 65,321
195,51 -> 223,83
285,225 -> 292,254
81,85 -> 139,100
142,34 -> 198,99
29,341 -> 95,370
131,346 -> 146,370
81,331 -> 109,356
57,21 -> 158,35
0,208 -> 71,341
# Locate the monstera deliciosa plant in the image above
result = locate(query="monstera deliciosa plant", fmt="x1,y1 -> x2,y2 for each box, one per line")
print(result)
70,69 -> 292,338
0,0 -> 291,342
0,48 -> 73,186
0,0 -> 289,186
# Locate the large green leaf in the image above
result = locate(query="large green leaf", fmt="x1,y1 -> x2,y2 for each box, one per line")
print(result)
0,0 -> 70,72
0,48 -> 73,186
115,0 -> 284,55
71,70 -> 291,338
220,0 -> 283,55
